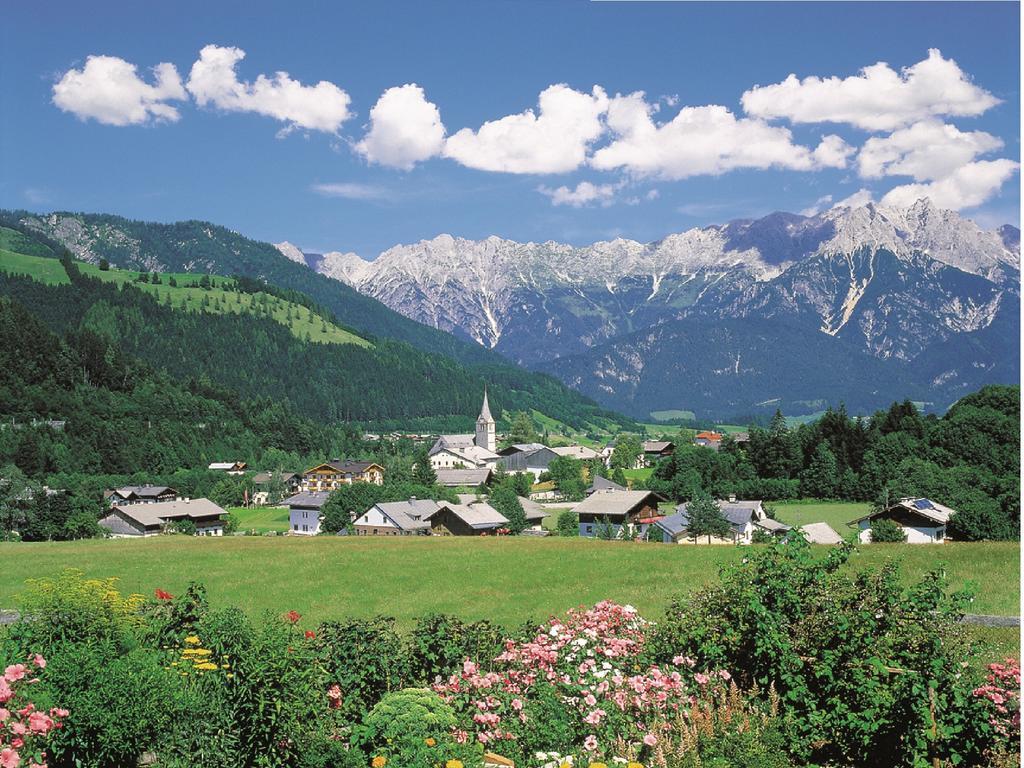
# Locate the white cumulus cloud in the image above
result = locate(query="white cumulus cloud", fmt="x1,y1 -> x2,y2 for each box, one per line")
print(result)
538,181 -> 618,207
880,159 -> 1020,211
831,188 -> 875,209
741,49 -> 999,131
857,120 -> 1004,181
52,55 -> 186,126
589,92 -> 850,180
186,44 -> 351,134
355,84 -> 445,170
443,84 -> 608,173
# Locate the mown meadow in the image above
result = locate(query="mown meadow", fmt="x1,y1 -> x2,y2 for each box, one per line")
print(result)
1,536 -> 1017,625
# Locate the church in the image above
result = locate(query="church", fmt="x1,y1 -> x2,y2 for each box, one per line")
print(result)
427,389 -> 499,470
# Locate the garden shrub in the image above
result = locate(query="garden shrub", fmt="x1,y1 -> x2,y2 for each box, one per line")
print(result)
407,613 -> 504,684
315,617 -> 410,721
556,509 -> 578,537
354,687 -> 481,767
869,517 -> 908,542
649,537 -> 997,767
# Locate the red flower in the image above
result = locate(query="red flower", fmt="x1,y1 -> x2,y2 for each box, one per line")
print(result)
155,589 -> 173,601
304,630 -> 316,640
285,610 -> 301,624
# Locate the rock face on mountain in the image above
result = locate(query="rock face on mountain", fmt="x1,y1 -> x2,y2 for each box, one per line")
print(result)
307,199 -> 1019,418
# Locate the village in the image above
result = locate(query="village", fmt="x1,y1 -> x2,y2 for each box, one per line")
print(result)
94,390 -> 955,546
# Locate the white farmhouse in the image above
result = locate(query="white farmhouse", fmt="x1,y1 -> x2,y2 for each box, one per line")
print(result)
281,491 -> 331,535
850,498 -> 954,544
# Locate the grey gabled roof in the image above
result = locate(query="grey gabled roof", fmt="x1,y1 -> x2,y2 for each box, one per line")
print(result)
372,499 -> 441,530
517,496 -> 547,521
574,489 -> 661,519
107,498 -> 227,527
799,522 -> 844,544
672,499 -> 773,534
431,499 -> 508,530
587,475 -> 626,494
281,491 -> 332,510
435,468 -> 493,487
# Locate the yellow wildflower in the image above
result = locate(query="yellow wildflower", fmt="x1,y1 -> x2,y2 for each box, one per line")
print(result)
194,662 -> 218,671
372,757 -> 387,768
589,763 -> 608,768
424,737 -> 436,747
445,761 -> 463,768
184,635 -> 200,645
627,763 -> 644,768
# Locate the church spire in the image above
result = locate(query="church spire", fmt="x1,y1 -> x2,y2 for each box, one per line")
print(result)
478,386 -> 494,423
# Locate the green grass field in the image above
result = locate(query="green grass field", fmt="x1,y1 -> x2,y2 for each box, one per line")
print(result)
230,506 -> 291,533
0,538 -> 1016,631
0,247 -> 369,347
772,500 -> 870,532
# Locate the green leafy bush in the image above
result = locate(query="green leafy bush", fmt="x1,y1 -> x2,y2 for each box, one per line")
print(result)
869,517 -> 907,542
407,613 -> 504,684
556,509 -> 579,537
649,537 -> 995,767
354,688 -> 481,767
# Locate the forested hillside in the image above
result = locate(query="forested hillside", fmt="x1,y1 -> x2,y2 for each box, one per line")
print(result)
0,246 -> 632,431
647,386 -> 1020,540
1,210 -> 505,366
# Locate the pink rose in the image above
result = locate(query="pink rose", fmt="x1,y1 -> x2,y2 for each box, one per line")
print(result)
0,748 -> 20,768
31,656 -> 45,670
28,712 -> 52,735
643,733 -> 658,746
3,666 -> 26,684
584,734 -> 598,752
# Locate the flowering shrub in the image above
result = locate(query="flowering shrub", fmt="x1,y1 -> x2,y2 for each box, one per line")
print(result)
433,601 -> 728,765
0,656 -> 67,768
973,658 -> 1020,742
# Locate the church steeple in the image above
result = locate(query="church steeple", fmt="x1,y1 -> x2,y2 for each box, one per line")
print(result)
475,386 -> 496,452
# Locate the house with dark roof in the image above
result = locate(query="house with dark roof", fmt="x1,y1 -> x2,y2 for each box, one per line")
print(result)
105,485 -> 180,507
98,498 -> 228,538
641,441 -> 675,466
517,496 -> 548,530
208,461 -> 247,474
573,489 -> 664,538
280,491 -> 331,535
849,498 -> 954,544
654,498 -> 789,544
302,460 -> 384,492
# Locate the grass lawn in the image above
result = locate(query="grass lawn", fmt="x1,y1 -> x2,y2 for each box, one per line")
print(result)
0,248 -> 70,284
622,468 -> 653,485
0,538 -> 1016,634
229,506 -> 291,534
541,508 -> 571,531
772,500 -> 870,533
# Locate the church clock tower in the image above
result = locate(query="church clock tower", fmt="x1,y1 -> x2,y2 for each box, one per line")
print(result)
475,387 -> 496,453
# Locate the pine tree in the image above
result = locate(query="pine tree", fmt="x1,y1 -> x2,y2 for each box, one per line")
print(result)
800,443 -> 839,499
491,484 -> 527,534
685,493 -> 731,542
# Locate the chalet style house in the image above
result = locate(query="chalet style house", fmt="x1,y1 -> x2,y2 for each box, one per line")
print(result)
105,485 -> 180,507
301,460 -> 384,492
641,440 -> 675,466
352,499 -> 439,535
98,498 -> 228,537
850,498 -> 954,543
574,489 -> 664,538
654,498 -> 790,544
428,495 -> 507,536
428,389 -> 500,470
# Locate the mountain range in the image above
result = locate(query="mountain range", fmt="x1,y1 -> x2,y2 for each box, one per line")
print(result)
278,199 -> 1020,419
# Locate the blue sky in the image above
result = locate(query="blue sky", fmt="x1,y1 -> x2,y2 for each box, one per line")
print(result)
1,1 -> 1019,257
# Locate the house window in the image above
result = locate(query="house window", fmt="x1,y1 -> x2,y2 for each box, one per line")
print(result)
584,525 -> 593,535
293,524 -> 298,531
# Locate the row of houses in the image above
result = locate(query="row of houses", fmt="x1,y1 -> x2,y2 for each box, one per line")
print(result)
281,491 -> 548,536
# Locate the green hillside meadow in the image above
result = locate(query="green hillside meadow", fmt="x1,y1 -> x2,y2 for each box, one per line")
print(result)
0,238 -> 369,347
